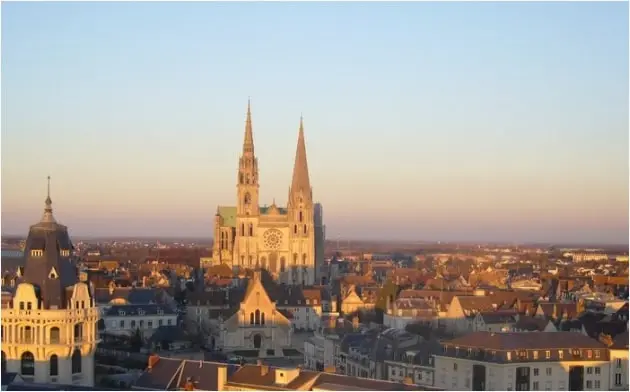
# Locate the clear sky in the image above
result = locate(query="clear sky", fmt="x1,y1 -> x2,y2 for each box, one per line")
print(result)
1,1 -> 628,244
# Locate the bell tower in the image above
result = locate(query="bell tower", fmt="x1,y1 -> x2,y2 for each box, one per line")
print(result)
235,99 -> 260,268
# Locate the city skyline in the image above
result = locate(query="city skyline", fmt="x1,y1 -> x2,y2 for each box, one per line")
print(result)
1,1 -> 628,244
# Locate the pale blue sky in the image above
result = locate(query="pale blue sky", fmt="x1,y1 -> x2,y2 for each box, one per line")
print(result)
1,1 -> 628,243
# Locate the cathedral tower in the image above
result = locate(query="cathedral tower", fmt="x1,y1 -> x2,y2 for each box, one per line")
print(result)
0,178 -> 99,387
234,99 -> 260,268
287,116 -> 316,285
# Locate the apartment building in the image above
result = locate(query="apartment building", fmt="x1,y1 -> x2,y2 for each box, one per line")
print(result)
434,332 -> 611,391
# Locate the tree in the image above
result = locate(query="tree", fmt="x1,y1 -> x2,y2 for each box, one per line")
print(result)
130,328 -> 143,352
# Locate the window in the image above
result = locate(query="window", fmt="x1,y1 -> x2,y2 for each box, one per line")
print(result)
616,358 -> 622,368
139,320 -> 144,327
587,350 -> 592,359
594,350 -> 600,359
534,368 -> 539,376
545,350 -> 550,359
23,326 -> 33,343
50,327 -> 60,344
558,350 -> 564,359
27,302 -> 32,310
50,355 -> 59,376
594,367 -> 600,375
615,373 -> 622,386
587,367 -> 593,375
594,381 -> 600,389
533,381 -> 539,390
167,319 -> 173,326
19,302 -> 24,310
158,319 -> 163,326
148,321 -> 153,329
453,363 -> 457,371
533,351 -> 539,360
507,352 -> 511,361
131,320 -> 136,328
72,349 -> 81,374
20,352 -> 35,376
250,312 -> 254,325
119,320 -> 124,328
546,368 -> 551,376
586,380 -> 592,389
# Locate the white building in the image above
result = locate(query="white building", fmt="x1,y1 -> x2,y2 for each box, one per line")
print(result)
102,304 -> 178,338
0,185 -> 99,387
383,297 -> 438,331
435,331 -> 612,391
608,333 -> 629,390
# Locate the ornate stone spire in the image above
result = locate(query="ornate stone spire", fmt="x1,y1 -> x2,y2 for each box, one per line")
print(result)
41,175 -> 56,223
242,98 -> 254,156
290,115 -> 312,200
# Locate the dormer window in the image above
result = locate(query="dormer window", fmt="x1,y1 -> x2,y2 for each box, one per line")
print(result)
306,299 -> 310,305
157,309 -> 164,316
48,267 -> 59,280
60,250 -> 70,257
138,309 -> 145,316
31,250 -> 43,257
118,311 -> 125,316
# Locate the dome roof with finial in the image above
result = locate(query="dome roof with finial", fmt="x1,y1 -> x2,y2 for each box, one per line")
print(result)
21,176 -> 79,309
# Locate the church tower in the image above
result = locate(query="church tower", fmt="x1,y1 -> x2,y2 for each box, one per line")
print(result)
287,116 -> 316,285
0,177 -> 99,387
234,99 -> 260,269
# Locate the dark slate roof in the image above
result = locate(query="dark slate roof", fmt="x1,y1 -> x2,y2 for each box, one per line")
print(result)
611,332 -> 629,350
94,287 -> 165,305
104,304 -> 176,317
21,196 -> 79,309
444,331 -> 606,350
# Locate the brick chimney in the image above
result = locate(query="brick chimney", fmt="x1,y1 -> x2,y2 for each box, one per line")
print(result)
147,354 -> 160,371
216,365 -> 228,390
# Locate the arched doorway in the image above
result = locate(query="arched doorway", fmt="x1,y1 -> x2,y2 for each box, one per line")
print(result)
21,351 -> 35,376
253,334 -> 262,349
71,349 -> 82,374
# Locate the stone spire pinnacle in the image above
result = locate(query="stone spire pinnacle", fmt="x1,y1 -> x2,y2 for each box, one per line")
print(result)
242,98 -> 254,156
290,115 -> 311,199
41,175 -> 56,223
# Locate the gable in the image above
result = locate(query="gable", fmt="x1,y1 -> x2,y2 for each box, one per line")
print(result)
241,278 -> 275,310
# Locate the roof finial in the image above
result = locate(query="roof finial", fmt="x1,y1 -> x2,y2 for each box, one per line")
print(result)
41,175 -> 56,223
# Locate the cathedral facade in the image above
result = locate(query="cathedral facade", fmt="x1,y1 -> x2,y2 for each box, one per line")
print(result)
1,180 -> 99,387
212,101 -> 319,285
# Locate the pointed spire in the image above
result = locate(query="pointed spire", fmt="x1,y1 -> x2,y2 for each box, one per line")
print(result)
242,98 -> 254,156
41,176 -> 56,223
290,114 -> 311,199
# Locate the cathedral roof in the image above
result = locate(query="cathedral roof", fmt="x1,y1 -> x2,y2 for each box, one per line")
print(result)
21,177 -> 79,309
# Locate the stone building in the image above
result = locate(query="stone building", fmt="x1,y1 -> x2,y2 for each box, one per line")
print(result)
211,101 -> 323,285
0,179 -> 99,387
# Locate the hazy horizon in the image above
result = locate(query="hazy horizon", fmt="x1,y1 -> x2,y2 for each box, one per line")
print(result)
1,1 -> 628,244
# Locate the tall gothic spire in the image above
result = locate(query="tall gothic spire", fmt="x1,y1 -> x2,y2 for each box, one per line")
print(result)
41,175 -> 56,223
242,98 -> 255,156
290,115 -> 311,198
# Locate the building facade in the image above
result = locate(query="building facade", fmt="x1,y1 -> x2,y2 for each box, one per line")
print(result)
212,101 -> 320,285
0,182 -> 99,387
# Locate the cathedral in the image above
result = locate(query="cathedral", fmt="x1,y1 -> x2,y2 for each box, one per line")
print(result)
212,101 -> 322,286
1,178 -> 99,387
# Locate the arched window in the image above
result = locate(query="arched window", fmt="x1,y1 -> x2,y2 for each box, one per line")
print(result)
250,313 -> 254,325
304,225 -> 307,234
74,323 -> 83,342
50,327 -> 60,344
280,257 -> 286,272
71,349 -> 81,374
244,193 -> 251,205
302,254 -> 307,265
261,313 -> 266,325
299,211 -> 303,222
255,309 -> 260,325
21,351 -> 35,376
50,355 -> 59,376
294,225 -> 297,234
239,173 -> 244,184
293,253 -> 298,265
241,223 -> 245,236
249,224 -> 253,236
